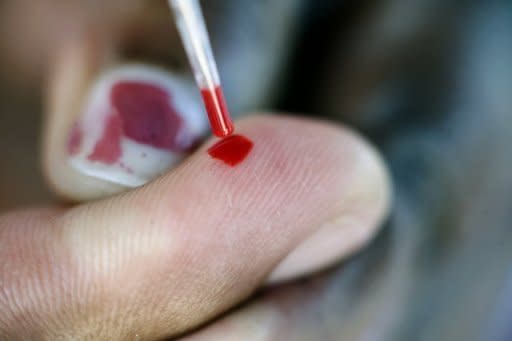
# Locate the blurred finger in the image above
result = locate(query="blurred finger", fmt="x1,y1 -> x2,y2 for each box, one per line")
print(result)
43,38 -> 207,202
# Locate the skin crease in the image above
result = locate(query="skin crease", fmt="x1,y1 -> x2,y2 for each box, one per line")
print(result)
1,0 -> 512,340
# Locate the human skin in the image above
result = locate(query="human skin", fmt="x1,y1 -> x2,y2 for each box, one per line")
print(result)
0,1 -> 391,339
1,115 -> 390,340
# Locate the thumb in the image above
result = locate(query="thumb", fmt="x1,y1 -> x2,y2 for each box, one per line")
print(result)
1,115 -> 390,340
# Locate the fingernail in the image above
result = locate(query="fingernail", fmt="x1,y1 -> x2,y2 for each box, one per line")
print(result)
67,66 -> 207,187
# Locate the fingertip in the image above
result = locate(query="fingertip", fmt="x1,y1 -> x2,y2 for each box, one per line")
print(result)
264,117 -> 392,283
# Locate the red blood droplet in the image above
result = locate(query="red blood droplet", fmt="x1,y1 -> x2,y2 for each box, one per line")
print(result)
200,86 -> 234,138
88,114 -> 123,164
111,82 -> 186,151
207,134 -> 254,167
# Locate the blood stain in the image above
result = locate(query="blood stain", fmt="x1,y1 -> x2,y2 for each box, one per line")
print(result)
111,82 -> 187,151
207,134 -> 254,167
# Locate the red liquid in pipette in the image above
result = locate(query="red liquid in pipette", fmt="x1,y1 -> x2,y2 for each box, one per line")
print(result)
200,86 -> 234,137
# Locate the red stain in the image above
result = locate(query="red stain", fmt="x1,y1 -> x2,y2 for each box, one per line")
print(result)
111,82 -> 186,151
88,114 -> 123,164
207,135 -> 254,167
201,86 -> 234,138
85,81 -> 194,165
68,123 -> 83,155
